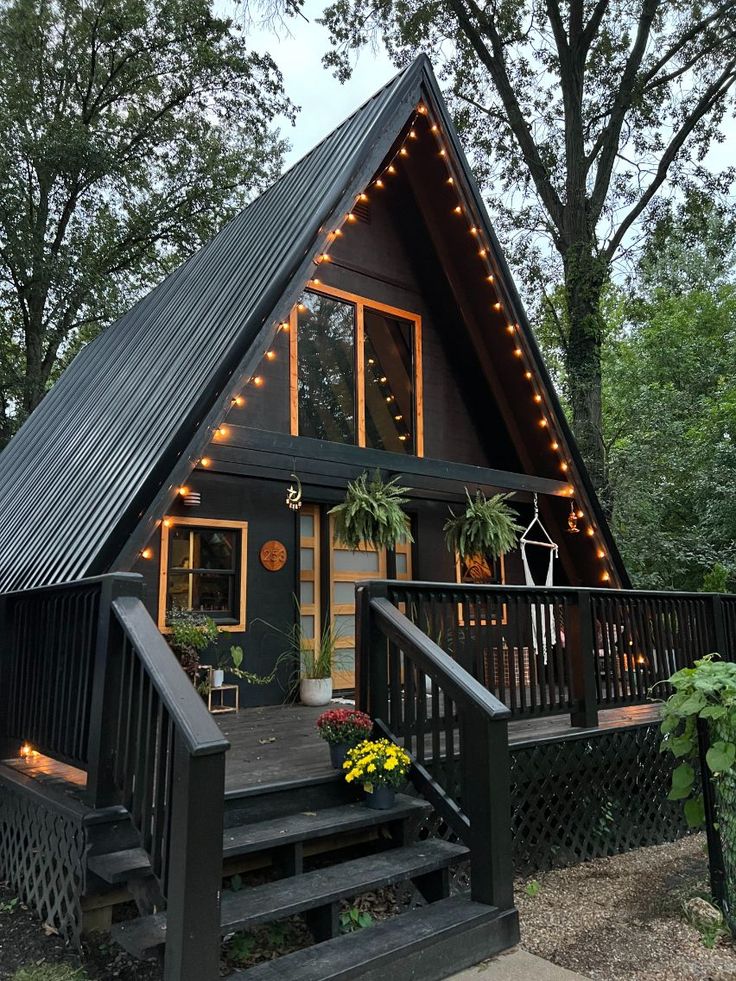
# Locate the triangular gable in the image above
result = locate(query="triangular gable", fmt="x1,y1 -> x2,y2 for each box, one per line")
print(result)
0,55 -> 627,592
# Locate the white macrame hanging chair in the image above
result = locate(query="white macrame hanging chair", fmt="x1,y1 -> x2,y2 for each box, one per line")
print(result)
520,494 -> 559,660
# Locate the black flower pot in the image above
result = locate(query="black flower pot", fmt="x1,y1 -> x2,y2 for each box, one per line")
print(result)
329,742 -> 351,770
364,785 -> 396,810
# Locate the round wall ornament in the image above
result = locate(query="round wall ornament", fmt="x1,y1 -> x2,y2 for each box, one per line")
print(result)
260,540 -> 287,571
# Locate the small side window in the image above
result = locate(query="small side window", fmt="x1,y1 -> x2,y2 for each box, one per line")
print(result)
159,518 -> 247,631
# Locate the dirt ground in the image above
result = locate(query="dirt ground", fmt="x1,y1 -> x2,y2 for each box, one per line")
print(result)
518,834 -> 736,980
1,835 -> 734,980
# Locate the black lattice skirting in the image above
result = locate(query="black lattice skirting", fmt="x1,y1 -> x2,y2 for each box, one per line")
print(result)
510,721 -> 690,873
0,772 -> 87,946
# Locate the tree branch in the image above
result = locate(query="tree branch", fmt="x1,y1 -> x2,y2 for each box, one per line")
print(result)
604,58 -> 736,260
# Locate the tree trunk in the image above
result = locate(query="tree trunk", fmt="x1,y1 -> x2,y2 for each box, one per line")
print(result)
562,241 -> 610,510
23,313 -> 47,416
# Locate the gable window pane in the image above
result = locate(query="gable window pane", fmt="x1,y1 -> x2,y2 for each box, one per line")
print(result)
363,309 -> 414,453
297,292 -> 356,443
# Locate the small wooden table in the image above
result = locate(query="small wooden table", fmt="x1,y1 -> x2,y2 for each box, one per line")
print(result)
208,683 -> 240,714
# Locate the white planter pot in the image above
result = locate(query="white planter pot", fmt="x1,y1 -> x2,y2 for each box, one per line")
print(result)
300,678 -> 333,706
212,668 -> 225,688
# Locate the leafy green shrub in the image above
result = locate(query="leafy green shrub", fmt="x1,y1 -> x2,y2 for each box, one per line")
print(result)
329,471 -> 412,551
658,654 -> 736,827
444,490 -> 521,561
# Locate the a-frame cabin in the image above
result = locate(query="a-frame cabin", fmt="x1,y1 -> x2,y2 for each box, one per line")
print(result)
0,55 -> 625,701
0,55 -> 729,981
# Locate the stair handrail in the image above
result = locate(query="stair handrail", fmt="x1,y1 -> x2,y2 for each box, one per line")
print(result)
86,576 -> 228,981
357,585 -> 515,912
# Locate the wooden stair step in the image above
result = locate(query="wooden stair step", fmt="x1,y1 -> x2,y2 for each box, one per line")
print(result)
87,847 -> 152,884
111,839 -> 467,958
231,896 -> 519,981
223,795 -> 430,859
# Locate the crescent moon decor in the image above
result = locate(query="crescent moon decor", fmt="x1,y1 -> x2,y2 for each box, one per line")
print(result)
286,473 -> 303,511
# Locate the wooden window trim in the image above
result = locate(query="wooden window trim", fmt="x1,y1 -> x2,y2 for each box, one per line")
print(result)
289,283 -> 424,456
158,516 -> 248,632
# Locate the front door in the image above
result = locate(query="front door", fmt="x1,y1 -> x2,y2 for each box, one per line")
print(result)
298,504 -> 412,690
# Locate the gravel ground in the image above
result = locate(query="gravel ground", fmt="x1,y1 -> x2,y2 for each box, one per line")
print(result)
517,834 -> 736,981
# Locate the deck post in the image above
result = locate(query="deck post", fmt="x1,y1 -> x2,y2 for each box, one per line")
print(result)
461,711 -> 514,910
86,574 -> 144,808
357,583 -> 389,721
164,738 -> 225,981
567,590 -> 599,729
711,595 -> 729,660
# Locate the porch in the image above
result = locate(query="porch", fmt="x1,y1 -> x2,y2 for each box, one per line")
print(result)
0,573 -> 728,980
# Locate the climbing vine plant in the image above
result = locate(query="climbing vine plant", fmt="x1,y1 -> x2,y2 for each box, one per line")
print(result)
658,655 -> 736,827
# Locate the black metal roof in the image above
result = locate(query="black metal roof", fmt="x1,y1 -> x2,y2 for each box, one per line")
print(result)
0,55 -> 628,592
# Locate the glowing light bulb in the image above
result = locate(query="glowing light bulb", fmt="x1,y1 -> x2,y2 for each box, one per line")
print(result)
479,248 -> 487,257
560,462 -> 569,472
514,347 -> 523,357
367,358 -> 375,365
399,147 -> 408,157
439,148 -> 447,157
534,394 -> 542,403
454,205 -> 462,214
386,395 -> 394,402
597,548 -> 606,559
395,414 -> 403,421
375,179 -> 384,188
469,226 -> 478,235
525,371 -> 533,380
358,192 -> 368,201
409,129 -> 417,139
346,212 -> 356,222
586,527 -> 595,537
266,350 -> 276,361
539,418 -> 548,427
493,301 -> 502,311
417,104 -> 428,114
333,228 -> 343,237
551,441 -> 560,451
431,124 -> 439,133
215,426 -> 227,438
178,486 -> 189,496
252,376 -> 263,387
231,395 -> 244,407
602,571 -> 611,582
387,164 -> 396,174
506,324 -> 515,334
380,376 -> 387,383
163,518 -> 172,528
447,177 -> 454,185
487,274 -> 494,283
200,457 -> 211,468
399,434 -> 407,441
279,322 -> 289,332
141,547 -> 153,560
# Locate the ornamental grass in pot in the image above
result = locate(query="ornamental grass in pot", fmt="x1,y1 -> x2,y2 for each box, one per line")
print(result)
343,738 -> 412,809
316,708 -> 373,769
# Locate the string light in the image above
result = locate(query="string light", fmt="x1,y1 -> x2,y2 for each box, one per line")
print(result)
199,457 -> 211,467
215,426 -> 227,438
533,393 -> 542,403
525,371 -> 533,380
266,350 -> 276,361
252,376 -> 263,387
231,395 -> 244,407
140,546 -> 154,560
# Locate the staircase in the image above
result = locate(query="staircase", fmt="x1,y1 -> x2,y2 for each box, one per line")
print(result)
104,784 -> 517,980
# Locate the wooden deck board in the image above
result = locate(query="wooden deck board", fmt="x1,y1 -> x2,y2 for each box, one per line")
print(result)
0,702 -> 662,801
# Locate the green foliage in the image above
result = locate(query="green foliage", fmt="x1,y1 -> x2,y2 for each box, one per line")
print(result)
166,608 -> 219,677
524,880 -> 540,899
444,491 -> 521,562
339,906 -> 373,932
703,564 -> 731,594
12,968 -> 88,981
257,604 -> 340,680
658,655 -> 736,827
0,895 -> 19,913
329,470 -> 413,551
213,644 -> 287,686
227,932 -> 257,963
0,0 -> 293,442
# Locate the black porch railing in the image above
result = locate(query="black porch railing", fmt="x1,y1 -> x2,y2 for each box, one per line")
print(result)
369,581 -> 736,728
356,586 -> 515,911
0,574 -> 229,981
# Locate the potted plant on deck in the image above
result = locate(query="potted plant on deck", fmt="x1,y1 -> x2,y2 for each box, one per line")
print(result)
329,470 -> 413,551
166,608 -> 219,682
316,708 -> 373,769
444,490 -> 522,566
343,738 -> 412,809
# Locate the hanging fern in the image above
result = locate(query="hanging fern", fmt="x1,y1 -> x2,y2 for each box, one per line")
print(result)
329,470 -> 413,551
444,490 -> 522,561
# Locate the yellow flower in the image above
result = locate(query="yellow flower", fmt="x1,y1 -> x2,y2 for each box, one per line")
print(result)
385,758 -> 397,770
367,764 -> 376,773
